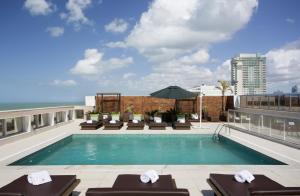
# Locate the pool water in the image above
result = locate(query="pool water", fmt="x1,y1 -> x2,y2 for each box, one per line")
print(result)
10,134 -> 285,165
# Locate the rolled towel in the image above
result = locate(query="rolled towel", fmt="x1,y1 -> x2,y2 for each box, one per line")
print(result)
133,119 -> 139,123
234,172 -> 245,183
109,120 -> 116,124
27,171 -> 52,185
140,170 -> 159,184
234,170 -> 255,183
87,120 -> 93,124
140,173 -> 150,183
146,170 -> 159,183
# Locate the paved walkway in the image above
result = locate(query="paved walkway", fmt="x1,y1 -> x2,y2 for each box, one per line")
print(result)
0,120 -> 299,196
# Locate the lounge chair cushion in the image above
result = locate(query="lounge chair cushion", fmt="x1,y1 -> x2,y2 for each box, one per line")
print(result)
86,188 -> 189,196
248,187 -> 300,196
112,175 -> 175,189
86,174 -> 189,196
209,174 -> 284,196
0,175 -> 77,196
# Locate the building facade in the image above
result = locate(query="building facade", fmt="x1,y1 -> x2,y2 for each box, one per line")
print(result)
231,53 -> 266,95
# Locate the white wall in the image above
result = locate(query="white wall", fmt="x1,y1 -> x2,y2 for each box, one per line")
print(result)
85,96 -> 96,107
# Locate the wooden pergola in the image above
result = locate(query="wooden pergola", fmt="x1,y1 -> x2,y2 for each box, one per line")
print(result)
96,93 -> 121,113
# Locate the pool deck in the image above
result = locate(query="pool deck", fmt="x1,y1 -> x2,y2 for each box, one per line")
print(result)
0,120 -> 300,196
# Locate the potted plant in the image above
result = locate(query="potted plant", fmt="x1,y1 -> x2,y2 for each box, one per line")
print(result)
166,108 -> 178,123
111,111 -> 120,121
88,108 -> 101,121
145,109 -> 158,122
123,105 -> 133,122
203,106 -> 208,121
216,80 -> 233,121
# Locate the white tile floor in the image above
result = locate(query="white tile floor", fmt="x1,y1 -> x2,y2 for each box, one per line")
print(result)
0,120 -> 299,196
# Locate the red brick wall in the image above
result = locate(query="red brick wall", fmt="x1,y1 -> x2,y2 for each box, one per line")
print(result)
95,95 -> 234,117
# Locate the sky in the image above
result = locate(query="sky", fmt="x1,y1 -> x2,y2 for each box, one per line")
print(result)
0,0 -> 300,102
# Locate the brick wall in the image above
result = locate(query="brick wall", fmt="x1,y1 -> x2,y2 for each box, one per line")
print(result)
95,95 -> 234,117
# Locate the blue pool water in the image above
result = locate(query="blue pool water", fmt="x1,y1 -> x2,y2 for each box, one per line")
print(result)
10,134 -> 285,165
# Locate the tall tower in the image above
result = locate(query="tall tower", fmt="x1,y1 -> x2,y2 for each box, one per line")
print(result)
231,53 -> 266,95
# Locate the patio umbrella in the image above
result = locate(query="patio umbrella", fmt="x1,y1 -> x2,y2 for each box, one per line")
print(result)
150,86 -> 197,123
150,86 -> 197,99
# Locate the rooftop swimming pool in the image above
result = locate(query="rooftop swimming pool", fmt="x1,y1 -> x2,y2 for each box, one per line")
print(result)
10,134 -> 285,165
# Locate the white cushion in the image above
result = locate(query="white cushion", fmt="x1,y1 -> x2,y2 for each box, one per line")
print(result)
133,119 -> 139,123
133,114 -> 142,121
154,117 -> 162,123
109,120 -> 116,124
178,119 -> 185,123
191,113 -> 198,119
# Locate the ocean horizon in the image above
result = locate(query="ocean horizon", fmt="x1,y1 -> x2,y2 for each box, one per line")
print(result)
0,102 -> 84,111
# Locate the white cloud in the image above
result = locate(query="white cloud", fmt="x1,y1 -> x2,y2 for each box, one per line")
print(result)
51,79 -> 77,87
105,18 -> 129,33
123,73 -> 136,79
24,0 -> 55,16
285,18 -> 295,24
70,48 -> 134,76
105,41 -> 127,48
214,59 -> 231,81
126,0 -> 258,62
71,0 -> 258,94
61,0 -> 92,29
178,49 -> 210,65
266,39 -> 300,84
46,26 -> 64,37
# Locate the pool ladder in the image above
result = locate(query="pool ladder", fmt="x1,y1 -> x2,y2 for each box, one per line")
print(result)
212,124 -> 227,141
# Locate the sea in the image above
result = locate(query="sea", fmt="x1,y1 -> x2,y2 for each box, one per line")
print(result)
0,102 -> 84,111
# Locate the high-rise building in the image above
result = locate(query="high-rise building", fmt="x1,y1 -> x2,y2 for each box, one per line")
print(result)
291,85 -> 298,94
231,53 -> 266,95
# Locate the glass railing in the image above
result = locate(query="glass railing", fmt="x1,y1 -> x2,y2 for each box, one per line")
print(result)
0,106 -> 77,138
228,109 -> 300,145
240,94 -> 300,112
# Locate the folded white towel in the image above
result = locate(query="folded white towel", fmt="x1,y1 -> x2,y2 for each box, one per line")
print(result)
178,119 -> 185,123
27,171 -> 52,185
103,115 -> 108,119
140,170 -> 159,184
110,120 -> 116,124
234,170 -> 255,183
87,120 -> 93,124
133,119 -> 139,123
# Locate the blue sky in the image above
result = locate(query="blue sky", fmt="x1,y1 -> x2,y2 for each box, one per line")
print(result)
0,0 -> 300,102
